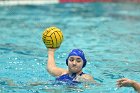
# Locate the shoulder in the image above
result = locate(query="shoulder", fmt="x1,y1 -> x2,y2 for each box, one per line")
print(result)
82,74 -> 94,81
76,73 -> 95,82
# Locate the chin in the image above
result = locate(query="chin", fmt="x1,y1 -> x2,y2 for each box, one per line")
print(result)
71,70 -> 78,73
70,69 -> 80,73
69,67 -> 82,73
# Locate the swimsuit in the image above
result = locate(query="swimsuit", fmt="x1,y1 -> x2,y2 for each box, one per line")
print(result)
56,72 -> 85,85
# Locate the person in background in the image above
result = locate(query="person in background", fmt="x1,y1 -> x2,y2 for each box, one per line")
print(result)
117,78 -> 140,93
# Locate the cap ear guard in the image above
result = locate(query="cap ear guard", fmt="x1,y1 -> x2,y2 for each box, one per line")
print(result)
82,60 -> 87,68
66,58 -> 68,66
66,49 -> 87,68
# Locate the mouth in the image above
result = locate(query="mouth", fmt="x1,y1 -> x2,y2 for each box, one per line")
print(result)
70,67 -> 76,69
70,67 -> 79,71
71,66 -> 77,68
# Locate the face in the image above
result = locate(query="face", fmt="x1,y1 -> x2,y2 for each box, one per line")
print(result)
68,56 -> 84,73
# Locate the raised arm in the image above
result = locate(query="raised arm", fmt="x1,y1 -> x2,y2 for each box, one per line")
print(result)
47,48 -> 67,77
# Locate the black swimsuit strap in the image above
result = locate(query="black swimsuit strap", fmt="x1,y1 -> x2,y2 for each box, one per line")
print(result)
71,73 -> 76,78
79,72 -> 85,76
71,72 -> 85,78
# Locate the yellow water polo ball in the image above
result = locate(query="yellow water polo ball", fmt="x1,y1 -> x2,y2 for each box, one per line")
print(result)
42,26 -> 63,48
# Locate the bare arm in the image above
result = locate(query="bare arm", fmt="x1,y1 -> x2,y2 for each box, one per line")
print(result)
117,78 -> 140,93
47,48 -> 67,77
132,81 -> 140,93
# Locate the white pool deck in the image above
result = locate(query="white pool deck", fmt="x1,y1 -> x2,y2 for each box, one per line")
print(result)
0,0 -> 59,6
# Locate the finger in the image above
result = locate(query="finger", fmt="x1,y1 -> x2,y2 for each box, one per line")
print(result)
117,83 -> 123,87
117,78 -> 127,82
117,79 -> 123,83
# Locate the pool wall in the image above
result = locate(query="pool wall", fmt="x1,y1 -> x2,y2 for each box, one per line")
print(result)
0,0 -> 140,6
60,0 -> 140,3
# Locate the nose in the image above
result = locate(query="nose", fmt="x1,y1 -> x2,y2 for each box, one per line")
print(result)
72,60 -> 77,65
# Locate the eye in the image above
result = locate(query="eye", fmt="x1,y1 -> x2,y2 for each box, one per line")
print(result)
69,57 -> 74,62
76,58 -> 82,62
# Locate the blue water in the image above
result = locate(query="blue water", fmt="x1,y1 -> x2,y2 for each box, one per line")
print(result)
0,2 -> 140,93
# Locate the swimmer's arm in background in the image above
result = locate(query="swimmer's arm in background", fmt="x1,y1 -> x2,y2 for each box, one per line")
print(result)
47,48 -> 67,77
132,81 -> 140,93
117,78 -> 140,93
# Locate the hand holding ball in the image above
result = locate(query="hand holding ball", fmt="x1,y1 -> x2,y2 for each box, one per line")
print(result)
42,27 -> 63,48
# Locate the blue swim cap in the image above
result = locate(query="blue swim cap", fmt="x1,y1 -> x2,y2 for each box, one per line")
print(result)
66,49 -> 87,68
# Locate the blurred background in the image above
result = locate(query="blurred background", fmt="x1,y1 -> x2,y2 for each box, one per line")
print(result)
0,0 -> 140,93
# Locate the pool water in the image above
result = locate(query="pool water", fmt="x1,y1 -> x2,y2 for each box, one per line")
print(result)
0,2 -> 140,93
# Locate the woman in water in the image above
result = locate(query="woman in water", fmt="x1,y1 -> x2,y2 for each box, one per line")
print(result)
47,48 -> 95,83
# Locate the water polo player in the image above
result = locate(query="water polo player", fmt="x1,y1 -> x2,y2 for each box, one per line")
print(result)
43,27 -> 95,84
47,48 -> 95,83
